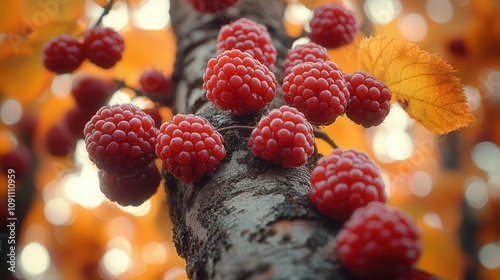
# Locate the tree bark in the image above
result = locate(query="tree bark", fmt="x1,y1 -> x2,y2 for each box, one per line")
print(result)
165,1 -> 366,279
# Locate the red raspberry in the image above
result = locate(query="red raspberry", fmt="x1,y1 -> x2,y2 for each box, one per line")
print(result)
284,42 -> 330,76
203,49 -> 277,116
138,69 -> 174,102
0,146 -> 31,178
71,76 -> 116,111
217,18 -> 277,70
337,201 -> 421,279
42,35 -> 85,74
98,162 -> 161,206
83,27 -> 124,69
155,114 -> 226,183
84,103 -> 159,177
143,107 -> 163,129
45,123 -> 78,156
186,0 -> 238,13
345,71 -> 392,127
282,61 -> 349,125
309,148 -> 387,221
249,105 -> 315,168
308,3 -> 358,49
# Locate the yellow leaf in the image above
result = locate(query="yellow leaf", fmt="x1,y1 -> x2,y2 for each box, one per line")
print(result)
358,35 -> 475,134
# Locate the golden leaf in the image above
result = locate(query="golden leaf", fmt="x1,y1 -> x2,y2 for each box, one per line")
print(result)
358,35 -> 475,134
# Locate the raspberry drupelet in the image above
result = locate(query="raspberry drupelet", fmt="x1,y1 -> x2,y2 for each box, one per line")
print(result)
309,148 -> 387,221
249,105 -> 315,168
203,49 -> 277,116
282,61 -> 350,125
337,201 -> 422,279
217,18 -> 277,70
84,103 -> 159,177
155,114 -> 226,183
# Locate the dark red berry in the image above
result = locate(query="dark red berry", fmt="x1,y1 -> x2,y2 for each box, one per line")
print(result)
186,0 -> 238,13
45,123 -> 78,156
143,107 -> 162,129
71,75 -> 116,111
203,49 -> 277,116
308,3 -> 358,49
84,103 -> 159,177
83,27 -> 124,69
0,146 -> 31,178
98,161 -> 161,206
345,71 -> 392,127
155,114 -> 226,183
337,201 -> 421,279
282,61 -> 349,125
217,18 -> 277,70
64,107 -> 97,137
249,105 -> 315,168
309,148 -> 387,221
138,69 -> 174,102
284,42 -> 330,76
42,35 -> 85,74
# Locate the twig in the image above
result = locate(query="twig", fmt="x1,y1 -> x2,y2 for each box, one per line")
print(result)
92,0 -> 115,28
313,127 -> 338,149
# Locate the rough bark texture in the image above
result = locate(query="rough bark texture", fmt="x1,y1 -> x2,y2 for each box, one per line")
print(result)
166,1 -> 352,279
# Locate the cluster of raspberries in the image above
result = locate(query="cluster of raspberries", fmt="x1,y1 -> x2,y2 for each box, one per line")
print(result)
81,4 -> 421,279
43,27 -> 124,74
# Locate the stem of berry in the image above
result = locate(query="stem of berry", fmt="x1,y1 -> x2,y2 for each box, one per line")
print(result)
92,0 -> 115,28
313,127 -> 339,149
217,125 -> 254,134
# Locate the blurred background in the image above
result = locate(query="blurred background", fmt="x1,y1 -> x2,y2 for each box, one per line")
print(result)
0,0 -> 499,279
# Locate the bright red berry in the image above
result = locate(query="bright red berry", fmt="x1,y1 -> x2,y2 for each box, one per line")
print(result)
84,103 -> 159,177
83,27 -> 124,69
284,42 -> 330,76
71,76 -> 116,111
308,3 -> 358,49
186,0 -> 238,13
217,18 -> 277,70
249,105 -> 315,168
0,146 -> 31,178
155,114 -> 226,183
282,61 -> 349,125
345,71 -> 392,127
203,49 -> 277,116
98,161 -> 161,206
337,201 -> 421,279
42,35 -> 85,74
138,69 -> 174,102
309,148 -> 387,221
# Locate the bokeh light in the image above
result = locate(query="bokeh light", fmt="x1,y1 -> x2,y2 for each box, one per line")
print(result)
364,0 -> 402,25
399,13 -> 428,42
19,242 -> 50,277
0,98 -> 23,125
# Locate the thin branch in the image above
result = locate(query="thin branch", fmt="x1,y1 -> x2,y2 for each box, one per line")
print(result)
313,127 -> 339,149
92,0 -> 115,28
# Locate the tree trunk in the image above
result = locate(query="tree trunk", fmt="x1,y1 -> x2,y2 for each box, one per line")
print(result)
166,1 -> 350,279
